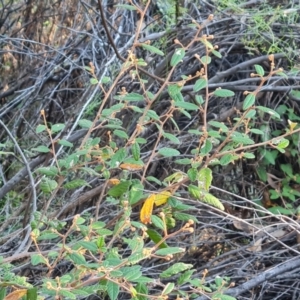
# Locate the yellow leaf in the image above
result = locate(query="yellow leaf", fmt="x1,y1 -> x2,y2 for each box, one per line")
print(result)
4,289 -> 27,300
288,119 -> 297,131
108,178 -> 120,185
120,163 -> 143,171
154,191 -> 171,206
140,195 -> 155,224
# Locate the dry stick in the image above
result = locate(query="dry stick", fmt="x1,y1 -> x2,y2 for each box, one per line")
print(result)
195,256 -> 300,300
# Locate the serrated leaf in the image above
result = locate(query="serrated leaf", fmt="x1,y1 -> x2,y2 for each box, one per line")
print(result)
31,254 -> 48,266
213,89 -> 234,97
256,106 -> 280,119
154,191 -> 171,206
220,153 -> 236,166
193,78 -> 207,92
51,123 -> 65,133
108,181 -> 131,197
5,289 -> 27,300
151,215 -> 165,230
188,184 -> 202,199
171,48 -> 185,66
168,84 -> 184,102
277,138 -> 289,149
254,64 -> 265,76
174,101 -> 199,111
200,139 -> 212,155
58,139 -> 73,147
187,168 -> 197,182
27,287 -> 38,300
36,166 -> 58,176
129,183 -> 144,205
158,147 -> 180,157
198,167 -> 212,191
64,179 -> 90,189
32,145 -> 50,153
147,229 -> 168,249
132,142 -> 140,160
202,192 -> 224,210
160,263 -> 193,278
243,93 -> 255,110
155,247 -> 185,256
231,133 -> 254,145
146,176 -> 162,185
78,119 -> 93,128
119,163 -> 143,171
40,179 -> 58,193
122,93 -> 144,101
140,43 -> 164,56
36,124 -> 47,133
68,252 -> 86,265
58,290 -> 76,299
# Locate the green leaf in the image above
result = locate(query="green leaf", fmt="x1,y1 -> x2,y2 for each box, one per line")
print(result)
177,270 -> 195,285
132,142 -> 140,160
212,49 -> 222,58
151,215 -> 165,230
256,106 -> 280,119
208,120 -> 229,132
156,247 -> 185,256
108,181 -> 131,197
115,4 -> 137,10
58,139 -> 73,147
187,168 -> 197,182
188,184 -> 202,199
175,158 -> 191,165
78,119 -> 93,128
250,128 -> 264,135
219,154 -> 237,166
160,263 -> 193,278
174,101 -> 199,111
32,145 -> 50,153
168,84 -> 184,102
129,182 -> 144,205
231,133 -> 254,145
276,138 -> 289,149
200,139 -> 212,155
268,206 -> 294,216
158,147 -> 180,157
110,148 -> 127,167
198,168 -> 212,191
51,123 -> 65,133
146,176 -> 162,185
202,192 -> 224,210
90,78 -> 98,85
201,55 -> 211,64
213,89 -> 234,97
136,283 -> 148,300
162,282 -> 175,295
146,109 -> 160,121
243,93 -> 255,110
171,48 -> 185,66
36,166 -> 58,176
193,78 -> 207,92
254,64 -> 265,76
78,241 -> 98,252
122,93 -> 144,101
163,132 -> 180,144
40,179 -> 58,193
64,179 -> 90,189
243,152 -> 255,159
113,129 -> 128,139
27,288 -> 38,300
68,253 -> 86,265
213,294 -> 237,300
31,254 -> 48,266
140,43 -> 164,56
36,124 -> 47,133
147,229 -> 168,249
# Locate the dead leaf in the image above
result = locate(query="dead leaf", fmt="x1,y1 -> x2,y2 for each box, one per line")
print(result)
4,289 -> 27,300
